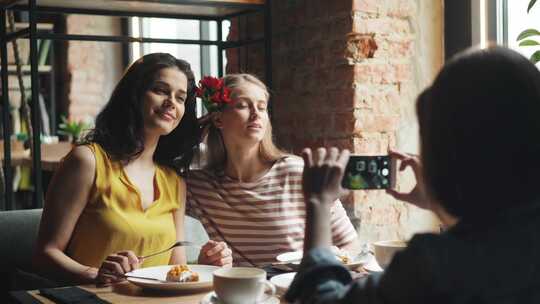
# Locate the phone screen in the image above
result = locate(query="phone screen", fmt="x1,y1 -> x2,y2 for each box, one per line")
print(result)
342,155 -> 393,190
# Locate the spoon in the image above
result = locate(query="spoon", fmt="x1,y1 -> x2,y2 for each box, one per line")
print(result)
140,241 -> 201,259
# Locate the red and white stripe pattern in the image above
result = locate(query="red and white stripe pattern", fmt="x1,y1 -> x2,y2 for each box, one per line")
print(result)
186,156 -> 357,266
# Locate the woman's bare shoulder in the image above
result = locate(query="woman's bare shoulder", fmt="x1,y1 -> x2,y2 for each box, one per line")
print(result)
61,144 -> 96,172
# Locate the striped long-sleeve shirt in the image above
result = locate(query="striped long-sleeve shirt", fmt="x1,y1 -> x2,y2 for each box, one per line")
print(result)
186,156 -> 358,266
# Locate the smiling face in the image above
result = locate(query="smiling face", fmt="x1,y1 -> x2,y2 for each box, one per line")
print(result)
142,67 -> 188,137
215,82 -> 269,147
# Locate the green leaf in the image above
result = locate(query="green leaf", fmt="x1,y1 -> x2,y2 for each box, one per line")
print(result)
517,29 -> 540,41
57,115 -> 89,139
531,50 -> 540,64
528,0 -> 538,13
519,39 -> 540,46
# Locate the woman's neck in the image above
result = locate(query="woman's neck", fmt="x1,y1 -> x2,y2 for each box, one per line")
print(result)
127,133 -> 159,166
224,142 -> 271,182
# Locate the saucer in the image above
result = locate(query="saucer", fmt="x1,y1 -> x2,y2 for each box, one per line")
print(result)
276,250 -> 372,270
363,257 -> 383,273
200,291 -> 280,304
269,272 -> 296,294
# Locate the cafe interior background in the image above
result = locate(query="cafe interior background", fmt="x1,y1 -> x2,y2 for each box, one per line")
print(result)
0,0 -> 539,295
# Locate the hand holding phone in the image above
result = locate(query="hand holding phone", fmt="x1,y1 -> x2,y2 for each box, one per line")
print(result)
385,150 -> 430,209
341,155 -> 396,190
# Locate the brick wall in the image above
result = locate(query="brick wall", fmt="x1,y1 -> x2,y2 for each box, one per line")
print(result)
228,0 -> 443,242
66,15 -> 123,123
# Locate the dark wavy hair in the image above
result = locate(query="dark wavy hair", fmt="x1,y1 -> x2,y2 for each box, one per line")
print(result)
418,46 -> 540,219
83,53 -> 199,171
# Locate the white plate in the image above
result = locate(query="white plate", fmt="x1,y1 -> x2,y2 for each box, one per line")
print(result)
270,272 -> 296,294
363,258 -> 383,273
200,291 -> 280,304
276,251 -> 371,270
276,251 -> 303,263
126,264 -> 220,291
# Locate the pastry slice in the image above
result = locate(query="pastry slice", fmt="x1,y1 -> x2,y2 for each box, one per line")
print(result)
166,265 -> 199,282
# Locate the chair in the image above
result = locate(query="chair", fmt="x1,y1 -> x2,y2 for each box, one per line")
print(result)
0,208 -> 208,295
0,209 -> 47,297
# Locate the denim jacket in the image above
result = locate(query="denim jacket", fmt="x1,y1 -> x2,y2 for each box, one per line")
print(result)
285,201 -> 540,304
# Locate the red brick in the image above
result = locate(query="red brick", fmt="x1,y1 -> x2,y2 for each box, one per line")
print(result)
305,116 -> 323,135
305,26 -> 324,47
333,113 -> 356,134
346,33 -> 378,62
327,89 -> 355,110
373,36 -> 414,59
325,138 -> 354,150
394,62 -> 413,83
353,132 -> 395,154
328,16 -> 352,38
353,17 -> 410,35
353,0 -> 381,13
305,0 -> 324,22
302,139 -> 327,151
354,111 -> 400,132
313,43 -> 331,68
331,65 -> 355,89
354,62 -> 413,84
326,0 -> 352,15
386,0 -> 417,18
304,46 -> 319,67
353,84 -> 401,114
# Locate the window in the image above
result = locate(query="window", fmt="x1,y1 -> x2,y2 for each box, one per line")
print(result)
504,0 -> 540,62
129,18 -> 231,115
447,0 -> 539,64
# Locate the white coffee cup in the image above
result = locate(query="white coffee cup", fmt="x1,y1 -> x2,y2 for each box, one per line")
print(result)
213,267 -> 276,304
373,240 -> 407,269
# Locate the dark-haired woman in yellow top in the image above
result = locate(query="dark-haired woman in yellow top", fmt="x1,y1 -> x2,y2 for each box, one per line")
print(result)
32,53 -> 232,285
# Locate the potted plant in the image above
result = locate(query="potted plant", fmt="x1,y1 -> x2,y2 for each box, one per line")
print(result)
57,115 -> 90,144
517,0 -> 540,64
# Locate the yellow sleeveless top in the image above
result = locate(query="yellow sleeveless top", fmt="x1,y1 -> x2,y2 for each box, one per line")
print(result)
66,143 -> 182,268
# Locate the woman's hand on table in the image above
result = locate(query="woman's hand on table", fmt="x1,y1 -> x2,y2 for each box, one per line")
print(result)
95,250 -> 142,285
198,240 -> 233,267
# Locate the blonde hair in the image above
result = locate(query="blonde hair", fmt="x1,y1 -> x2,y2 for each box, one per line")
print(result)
205,74 -> 287,170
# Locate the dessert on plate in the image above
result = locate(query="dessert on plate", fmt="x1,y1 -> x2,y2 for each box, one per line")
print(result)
166,265 -> 199,282
330,246 -> 352,264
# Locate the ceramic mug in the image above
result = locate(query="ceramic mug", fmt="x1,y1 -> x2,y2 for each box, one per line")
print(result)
373,240 -> 407,269
213,267 -> 276,304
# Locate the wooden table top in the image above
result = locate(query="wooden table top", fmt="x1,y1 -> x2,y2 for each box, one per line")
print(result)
1,142 -> 72,171
29,283 -> 209,304
0,149 -> 30,167
28,281 -> 287,304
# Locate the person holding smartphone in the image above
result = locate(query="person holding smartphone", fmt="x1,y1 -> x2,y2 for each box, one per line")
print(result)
285,46 -> 540,303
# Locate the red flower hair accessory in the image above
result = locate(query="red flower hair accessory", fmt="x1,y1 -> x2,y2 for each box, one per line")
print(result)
195,76 -> 232,112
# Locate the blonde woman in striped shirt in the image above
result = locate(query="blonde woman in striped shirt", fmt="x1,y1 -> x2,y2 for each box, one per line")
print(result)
186,74 -> 360,266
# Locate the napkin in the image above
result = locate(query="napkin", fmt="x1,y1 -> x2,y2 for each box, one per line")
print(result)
39,286 -> 111,304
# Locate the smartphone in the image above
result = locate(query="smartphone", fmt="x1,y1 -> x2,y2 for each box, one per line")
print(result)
342,155 -> 395,190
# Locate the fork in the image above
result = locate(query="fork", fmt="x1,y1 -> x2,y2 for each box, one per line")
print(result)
139,241 -> 201,259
